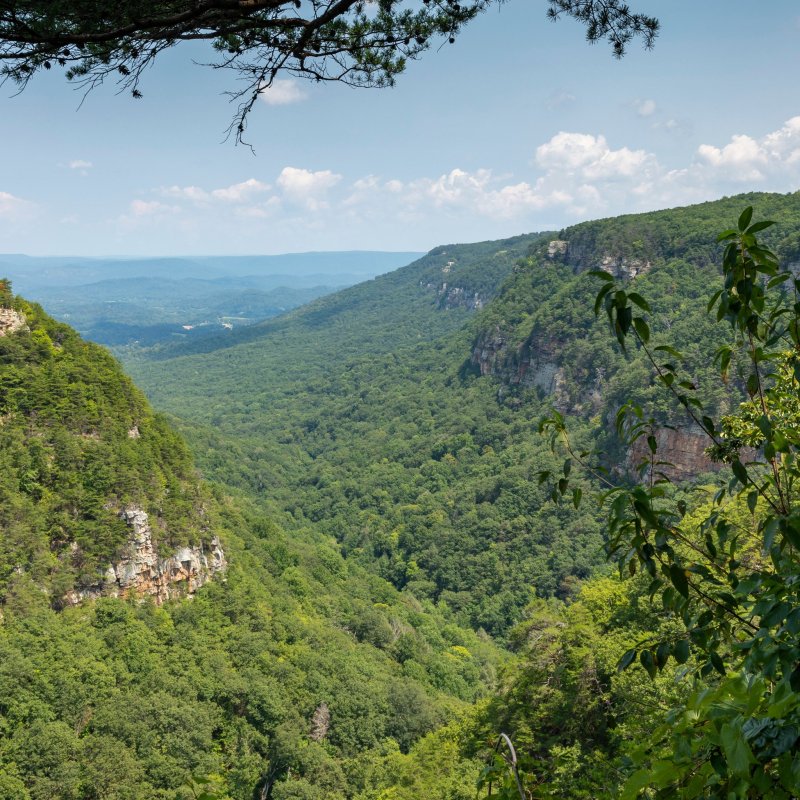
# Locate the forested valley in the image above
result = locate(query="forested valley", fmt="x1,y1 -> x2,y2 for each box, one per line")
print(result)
3,191 -> 800,799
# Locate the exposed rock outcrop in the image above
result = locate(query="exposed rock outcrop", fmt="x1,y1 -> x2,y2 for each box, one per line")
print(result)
627,426 -> 760,482
437,283 -> 484,310
0,308 -> 27,336
63,506 -> 226,606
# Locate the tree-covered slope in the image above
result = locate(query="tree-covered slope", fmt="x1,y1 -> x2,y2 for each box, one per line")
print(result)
124,232 -> 605,638
0,280 -> 508,800
0,280 -> 213,600
472,191 -> 800,422
124,192 -> 800,644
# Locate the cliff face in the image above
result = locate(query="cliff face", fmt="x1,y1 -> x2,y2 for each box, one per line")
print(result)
545,238 -> 652,279
0,307 -> 27,336
627,426 -> 718,482
63,506 -> 226,607
472,329 -> 599,413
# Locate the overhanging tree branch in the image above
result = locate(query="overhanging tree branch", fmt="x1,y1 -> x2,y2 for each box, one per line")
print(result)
0,0 -> 659,143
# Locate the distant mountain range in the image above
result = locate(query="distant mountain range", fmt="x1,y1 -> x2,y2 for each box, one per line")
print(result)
0,251 -> 423,346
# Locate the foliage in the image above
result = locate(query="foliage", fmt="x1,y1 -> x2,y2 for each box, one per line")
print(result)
8,193 -> 800,799
124,232 -> 606,639
0,284 -> 508,799
541,206 -> 800,796
0,286 -> 209,595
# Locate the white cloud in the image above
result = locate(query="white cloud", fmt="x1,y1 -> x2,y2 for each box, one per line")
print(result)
160,178 -> 271,205
535,132 -> 656,181
536,132 -> 608,171
114,117 -> 800,250
162,185 -> 211,203
277,167 -> 341,209
0,191 -> 35,219
69,159 -> 93,170
259,79 -> 308,106
635,99 -> 657,117
211,178 -> 271,202
697,134 -> 767,181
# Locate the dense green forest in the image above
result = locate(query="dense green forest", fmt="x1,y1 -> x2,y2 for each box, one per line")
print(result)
3,191 -> 800,798
0,280 -> 506,799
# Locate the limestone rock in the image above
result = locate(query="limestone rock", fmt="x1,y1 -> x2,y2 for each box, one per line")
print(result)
63,505 -> 226,607
0,308 -> 27,336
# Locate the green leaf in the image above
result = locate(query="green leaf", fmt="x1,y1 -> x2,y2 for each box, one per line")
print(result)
669,564 -> 689,598
707,288 -> 723,312
587,269 -> 615,282
639,649 -> 657,679
572,487 -> 582,509
731,460 -> 749,486
620,768 -> 653,800
628,292 -> 651,312
721,722 -> 755,776
618,648 -> 637,672
673,639 -> 690,664
594,282 -> 614,315
709,651 -> 726,675
747,219 -> 775,234
653,345 -> 683,358
632,317 -> 650,343
738,206 -> 754,232
655,641 -> 671,669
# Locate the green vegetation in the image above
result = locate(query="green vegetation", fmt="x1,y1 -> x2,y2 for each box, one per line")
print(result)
4,192 -> 800,798
0,288 -> 206,594
0,279 -> 505,799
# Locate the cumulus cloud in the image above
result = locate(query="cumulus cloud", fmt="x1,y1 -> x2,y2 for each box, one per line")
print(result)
69,159 -> 93,170
211,178 -> 271,202
259,79 -> 308,106
277,167 -> 341,209
161,178 -> 271,205
535,132 -> 656,181
694,117 -> 800,184
697,135 -> 767,181
118,118 -> 800,248
338,117 -> 800,226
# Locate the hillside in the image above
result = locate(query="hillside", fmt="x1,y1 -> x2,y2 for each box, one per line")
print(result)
124,192 -> 800,641
5,192 -> 800,798
0,280 -> 507,800
0,280 -> 224,604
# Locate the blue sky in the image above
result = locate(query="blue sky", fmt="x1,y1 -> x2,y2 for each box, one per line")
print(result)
1,0 -> 800,256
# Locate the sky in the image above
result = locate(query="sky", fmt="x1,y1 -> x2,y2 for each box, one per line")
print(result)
1,1 -> 800,256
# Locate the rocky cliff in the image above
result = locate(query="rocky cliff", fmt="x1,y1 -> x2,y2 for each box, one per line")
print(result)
545,238 -> 652,279
0,307 -> 27,336
63,506 -> 226,607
